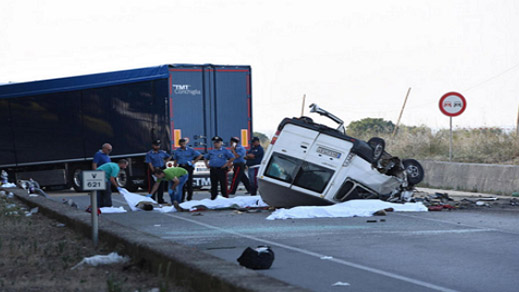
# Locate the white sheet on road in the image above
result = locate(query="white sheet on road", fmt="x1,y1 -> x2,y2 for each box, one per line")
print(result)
179,195 -> 268,211
119,189 -> 268,213
100,206 -> 127,214
266,199 -> 427,220
1,183 -> 16,188
119,188 -> 159,211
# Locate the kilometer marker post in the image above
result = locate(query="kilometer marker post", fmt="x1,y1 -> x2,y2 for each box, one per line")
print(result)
81,170 -> 106,247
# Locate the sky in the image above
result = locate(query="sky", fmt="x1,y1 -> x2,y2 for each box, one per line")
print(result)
1,0 -> 519,136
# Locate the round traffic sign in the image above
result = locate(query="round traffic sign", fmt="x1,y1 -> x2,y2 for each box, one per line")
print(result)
439,92 -> 466,117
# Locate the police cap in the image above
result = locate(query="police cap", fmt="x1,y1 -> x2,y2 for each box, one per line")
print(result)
230,137 -> 240,143
152,139 -> 161,146
212,136 -> 223,142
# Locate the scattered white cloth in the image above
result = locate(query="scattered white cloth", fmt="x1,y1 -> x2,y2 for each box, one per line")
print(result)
179,195 -> 269,211
100,206 -> 127,213
119,188 -> 158,211
266,199 -> 427,220
1,183 -> 16,188
71,252 -> 129,270
154,206 -> 177,213
119,189 -> 268,213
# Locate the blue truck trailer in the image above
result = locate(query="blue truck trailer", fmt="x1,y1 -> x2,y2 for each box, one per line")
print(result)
0,64 -> 252,191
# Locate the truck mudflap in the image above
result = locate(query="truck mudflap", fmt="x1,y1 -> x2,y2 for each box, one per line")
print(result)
258,178 -> 333,208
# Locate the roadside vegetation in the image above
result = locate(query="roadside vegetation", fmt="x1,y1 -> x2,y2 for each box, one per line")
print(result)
256,119 -> 519,165
346,118 -> 519,164
0,195 -> 187,292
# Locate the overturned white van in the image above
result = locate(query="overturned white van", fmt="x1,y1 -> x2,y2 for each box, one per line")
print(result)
257,104 -> 424,208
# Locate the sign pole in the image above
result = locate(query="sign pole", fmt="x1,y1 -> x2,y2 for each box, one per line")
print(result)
90,190 -> 98,247
81,170 -> 105,248
449,116 -> 453,161
439,92 -> 466,162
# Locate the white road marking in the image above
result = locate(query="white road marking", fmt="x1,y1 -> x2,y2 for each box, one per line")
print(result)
159,212 -> 459,292
112,197 -> 459,291
395,213 -> 519,236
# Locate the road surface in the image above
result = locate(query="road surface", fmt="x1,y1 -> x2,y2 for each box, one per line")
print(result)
47,189 -> 519,292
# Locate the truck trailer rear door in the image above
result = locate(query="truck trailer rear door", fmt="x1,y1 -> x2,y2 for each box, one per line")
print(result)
168,65 -> 252,151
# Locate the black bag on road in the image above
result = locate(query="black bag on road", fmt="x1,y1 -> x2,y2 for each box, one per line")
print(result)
237,246 -> 275,270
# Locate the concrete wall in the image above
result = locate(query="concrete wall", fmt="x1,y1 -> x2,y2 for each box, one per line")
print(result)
419,160 -> 519,195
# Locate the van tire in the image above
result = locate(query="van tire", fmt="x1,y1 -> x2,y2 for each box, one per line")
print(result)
368,137 -> 385,162
403,159 -> 424,186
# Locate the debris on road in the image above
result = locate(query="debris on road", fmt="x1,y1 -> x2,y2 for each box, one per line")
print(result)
373,209 -> 387,216
237,246 -> 275,270
477,197 -> 498,201
332,282 -> 351,287
62,198 -> 78,208
71,252 -> 130,270
25,207 -> 39,217
1,182 -> 16,188
99,206 -> 127,213
475,201 -> 490,207
17,179 -> 49,198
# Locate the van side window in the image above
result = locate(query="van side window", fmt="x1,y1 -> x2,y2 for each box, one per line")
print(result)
265,153 -> 300,183
293,162 -> 334,193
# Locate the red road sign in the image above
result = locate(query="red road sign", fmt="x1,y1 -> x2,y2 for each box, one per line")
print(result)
439,92 -> 466,117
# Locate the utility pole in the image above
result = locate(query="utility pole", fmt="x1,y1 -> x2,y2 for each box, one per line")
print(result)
516,104 -> 519,137
392,87 -> 412,137
301,94 -> 306,116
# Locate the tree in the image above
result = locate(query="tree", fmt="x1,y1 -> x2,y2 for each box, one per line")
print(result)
253,132 -> 270,148
346,118 -> 395,137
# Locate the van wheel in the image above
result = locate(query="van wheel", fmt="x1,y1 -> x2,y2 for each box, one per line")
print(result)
403,159 -> 424,186
368,137 -> 385,162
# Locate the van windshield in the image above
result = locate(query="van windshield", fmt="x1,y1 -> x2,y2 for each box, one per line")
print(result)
265,152 -> 335,193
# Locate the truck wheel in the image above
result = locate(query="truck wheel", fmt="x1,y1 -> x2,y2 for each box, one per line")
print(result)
71,168 -> 84,192
368,137 -> 385,162
114,169 -> 128,191
403,159 -> 424,186
114,169 -> 138,192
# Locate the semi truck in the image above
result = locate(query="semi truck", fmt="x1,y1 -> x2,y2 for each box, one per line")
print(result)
0,64 -> 253,191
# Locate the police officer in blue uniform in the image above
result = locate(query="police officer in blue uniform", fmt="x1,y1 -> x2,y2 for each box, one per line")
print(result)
204,136 -> 235,200
145,139 -> 171,204
245,137 -> 264,196
229,137 -> 252,195
173,138 -> 203,201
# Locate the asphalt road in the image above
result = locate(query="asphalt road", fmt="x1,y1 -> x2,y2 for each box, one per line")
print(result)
47,189 -> 519,292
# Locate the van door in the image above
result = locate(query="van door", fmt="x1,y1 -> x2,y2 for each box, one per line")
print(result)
302,134 -> 354,198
